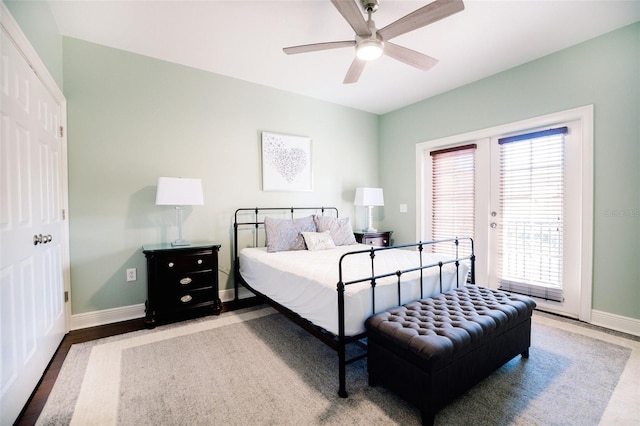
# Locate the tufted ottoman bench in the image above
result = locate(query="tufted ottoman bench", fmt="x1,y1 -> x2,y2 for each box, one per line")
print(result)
365,285 -> 536,425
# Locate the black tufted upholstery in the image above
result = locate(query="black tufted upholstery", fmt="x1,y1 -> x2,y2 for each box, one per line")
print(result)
365,285 -> 536,425
366,286 -> 536,370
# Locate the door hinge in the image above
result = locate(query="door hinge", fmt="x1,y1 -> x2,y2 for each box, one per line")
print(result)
59,126 -> 64,138
62,209 -> 66,220
64,291 -> 69,303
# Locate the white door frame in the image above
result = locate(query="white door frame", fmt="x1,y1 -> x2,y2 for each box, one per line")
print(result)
1,3 -> 71,330
416,105 -> 594,322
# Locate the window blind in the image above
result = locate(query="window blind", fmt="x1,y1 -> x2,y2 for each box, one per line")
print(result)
430,144 -> 476,258
497,127 -> 567,302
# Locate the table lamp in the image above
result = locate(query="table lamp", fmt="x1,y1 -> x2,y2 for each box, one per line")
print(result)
354,187 -> 384,232
155,177 -> 204,246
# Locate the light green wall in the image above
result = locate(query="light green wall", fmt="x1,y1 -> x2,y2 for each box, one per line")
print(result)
7,1 -> 638,321
3,0 -> 63,89
63,37 -> 379,314
379,22 -> 640,320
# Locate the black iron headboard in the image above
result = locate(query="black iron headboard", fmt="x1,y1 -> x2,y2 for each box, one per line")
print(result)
233,206 -> 339,300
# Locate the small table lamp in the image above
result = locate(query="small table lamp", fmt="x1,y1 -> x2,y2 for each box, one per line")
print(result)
354,187 -> 384,232
155,177 -> 204,246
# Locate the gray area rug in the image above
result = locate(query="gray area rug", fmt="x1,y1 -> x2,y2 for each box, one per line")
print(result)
37,307 -> 633,425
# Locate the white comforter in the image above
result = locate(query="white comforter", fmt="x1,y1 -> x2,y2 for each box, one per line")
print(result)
239,244 -> 471,336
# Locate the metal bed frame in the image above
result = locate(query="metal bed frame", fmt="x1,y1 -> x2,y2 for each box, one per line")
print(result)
233,206 -> 475,398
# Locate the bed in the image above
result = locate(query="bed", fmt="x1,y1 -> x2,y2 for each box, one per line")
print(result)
233,207 -> 475,397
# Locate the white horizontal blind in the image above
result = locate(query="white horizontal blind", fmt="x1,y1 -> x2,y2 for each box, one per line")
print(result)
431,144 -> 476,258
497,127 -> 567,302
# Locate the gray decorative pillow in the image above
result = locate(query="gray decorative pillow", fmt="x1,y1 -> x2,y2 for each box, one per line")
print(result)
264,215 -> 316,253
313,215 -> 357,246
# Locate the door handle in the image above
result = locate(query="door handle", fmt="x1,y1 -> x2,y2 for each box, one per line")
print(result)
33,234 -> 53,245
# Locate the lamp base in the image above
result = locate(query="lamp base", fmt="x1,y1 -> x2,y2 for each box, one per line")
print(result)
363,227 -> 377,233
171,239 -> 191,247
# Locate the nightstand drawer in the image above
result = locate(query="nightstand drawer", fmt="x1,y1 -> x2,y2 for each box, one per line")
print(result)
160,287 -> 215,311
363,236 -> 389,246
158,251 -> 214,273
162,270 -> 213,291
354,231 -> 393,247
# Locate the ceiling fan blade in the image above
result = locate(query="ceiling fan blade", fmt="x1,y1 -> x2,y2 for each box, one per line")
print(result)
384,42 -> 438,71
283,40 -> 355,55
343,58 -> 366,84
331,0 -> 371,36
378,0 -> 464,41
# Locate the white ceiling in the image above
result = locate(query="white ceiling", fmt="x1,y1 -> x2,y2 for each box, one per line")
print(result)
48,0 -> 640,114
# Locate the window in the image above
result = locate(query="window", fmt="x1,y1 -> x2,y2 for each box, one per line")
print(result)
430,144 -> 476,258
497,127 -> 567,302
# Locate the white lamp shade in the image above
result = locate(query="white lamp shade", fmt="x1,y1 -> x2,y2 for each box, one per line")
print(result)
155,177 -> 204,206
354,187 -> 384,206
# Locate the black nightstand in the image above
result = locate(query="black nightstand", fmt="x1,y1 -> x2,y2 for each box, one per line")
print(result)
142,242 -> 221,327
354,231 -> 393,247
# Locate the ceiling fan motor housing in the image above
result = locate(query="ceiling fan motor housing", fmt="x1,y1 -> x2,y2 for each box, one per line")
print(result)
360,0 -> 379,14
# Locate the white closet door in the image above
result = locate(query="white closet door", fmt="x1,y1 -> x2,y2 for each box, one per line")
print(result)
1,27 -> 66,424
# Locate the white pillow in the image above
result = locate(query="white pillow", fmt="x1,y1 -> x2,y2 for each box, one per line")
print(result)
302,231 -> 336,251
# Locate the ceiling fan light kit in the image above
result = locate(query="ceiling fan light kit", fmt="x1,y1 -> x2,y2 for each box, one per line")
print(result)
283,0 -> 465,83
356,38 -> 384,60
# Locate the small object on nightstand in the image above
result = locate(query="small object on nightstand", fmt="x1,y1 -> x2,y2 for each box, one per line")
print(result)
142,242 -> 221,328
354,231 -> 393,247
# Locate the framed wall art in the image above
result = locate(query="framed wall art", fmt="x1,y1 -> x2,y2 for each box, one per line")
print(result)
261,132 -> 313,191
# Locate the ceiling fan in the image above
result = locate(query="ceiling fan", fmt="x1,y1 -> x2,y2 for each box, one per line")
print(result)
283,0 -> 465,84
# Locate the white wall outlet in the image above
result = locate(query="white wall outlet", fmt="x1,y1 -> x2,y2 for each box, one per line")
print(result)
126,268 -> 137,282
400,204 -> 408,213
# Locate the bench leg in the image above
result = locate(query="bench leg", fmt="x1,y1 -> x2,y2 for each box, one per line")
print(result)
420,404 -> 435,426
368,373 -> 377,387
367,362 -> 377,387
522,348 -> 530,358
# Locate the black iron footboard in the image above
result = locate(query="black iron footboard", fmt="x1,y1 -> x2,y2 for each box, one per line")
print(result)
336,238 -> 475,397
232,207 -> 475,398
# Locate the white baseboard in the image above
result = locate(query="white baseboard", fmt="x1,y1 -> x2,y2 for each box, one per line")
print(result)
219,287 -> 254,302
590,309 -> 640,337
70,288 -> 257,330
72,293 -> 639,337
71,303 -> 146,330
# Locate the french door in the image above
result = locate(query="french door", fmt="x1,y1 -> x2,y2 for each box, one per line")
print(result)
419,107 -> 593,320
1,15 -> 69,424
488,123 -> 583,317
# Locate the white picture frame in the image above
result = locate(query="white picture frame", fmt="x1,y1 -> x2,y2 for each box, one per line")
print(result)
262,132 -> 313,191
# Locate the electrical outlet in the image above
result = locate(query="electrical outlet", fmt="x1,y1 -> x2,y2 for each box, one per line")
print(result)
400,204 -> 408,213
126,268 -> 137,282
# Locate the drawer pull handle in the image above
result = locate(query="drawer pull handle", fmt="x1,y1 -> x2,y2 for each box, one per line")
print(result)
179,277 -> 192,285
197,259 -> 203,265
168,262 -> 174,268
180,295 -> 193,303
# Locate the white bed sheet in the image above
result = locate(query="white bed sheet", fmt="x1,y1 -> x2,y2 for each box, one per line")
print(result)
239,244 -> 470,336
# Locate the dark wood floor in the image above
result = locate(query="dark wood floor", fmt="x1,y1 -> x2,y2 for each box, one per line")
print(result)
14,298 -> 262,426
